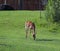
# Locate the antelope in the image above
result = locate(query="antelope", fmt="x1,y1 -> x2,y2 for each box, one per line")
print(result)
25,21 -> 36,40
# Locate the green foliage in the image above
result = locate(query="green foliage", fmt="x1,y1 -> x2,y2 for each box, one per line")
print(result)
53,0 -> 60,22
45,0 -> 60,22
45,0 -> 54,22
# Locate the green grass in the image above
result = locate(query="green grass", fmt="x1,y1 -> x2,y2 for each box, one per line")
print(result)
0,11 -> 60,51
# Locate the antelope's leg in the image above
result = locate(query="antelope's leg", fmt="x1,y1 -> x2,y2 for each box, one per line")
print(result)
33,34 -> 36,40
32,29 -> 36,40
25,27 -> 28,38
30,28 -> 31,34
33,33 -> 36,40
25,24 -> 28,38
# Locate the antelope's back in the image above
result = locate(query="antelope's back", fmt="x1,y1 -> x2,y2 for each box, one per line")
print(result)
25,21 -> 35,29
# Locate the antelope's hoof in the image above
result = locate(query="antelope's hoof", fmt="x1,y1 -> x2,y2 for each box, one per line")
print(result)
33,35 -> 36,40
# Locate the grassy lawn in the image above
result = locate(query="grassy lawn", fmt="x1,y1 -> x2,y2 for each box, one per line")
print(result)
0,11 -> 60,51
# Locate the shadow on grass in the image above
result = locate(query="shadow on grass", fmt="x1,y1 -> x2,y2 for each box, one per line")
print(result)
36,39 -> 60,41
0,44 -> 12,47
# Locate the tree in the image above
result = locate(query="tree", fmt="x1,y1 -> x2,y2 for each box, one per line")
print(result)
4,0 -> 7,4
45,0 -> 60,23
53,0 -> 60,22
45,0 -> 54,22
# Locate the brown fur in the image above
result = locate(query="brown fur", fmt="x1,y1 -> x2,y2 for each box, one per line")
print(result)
25,21 -> 36,40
